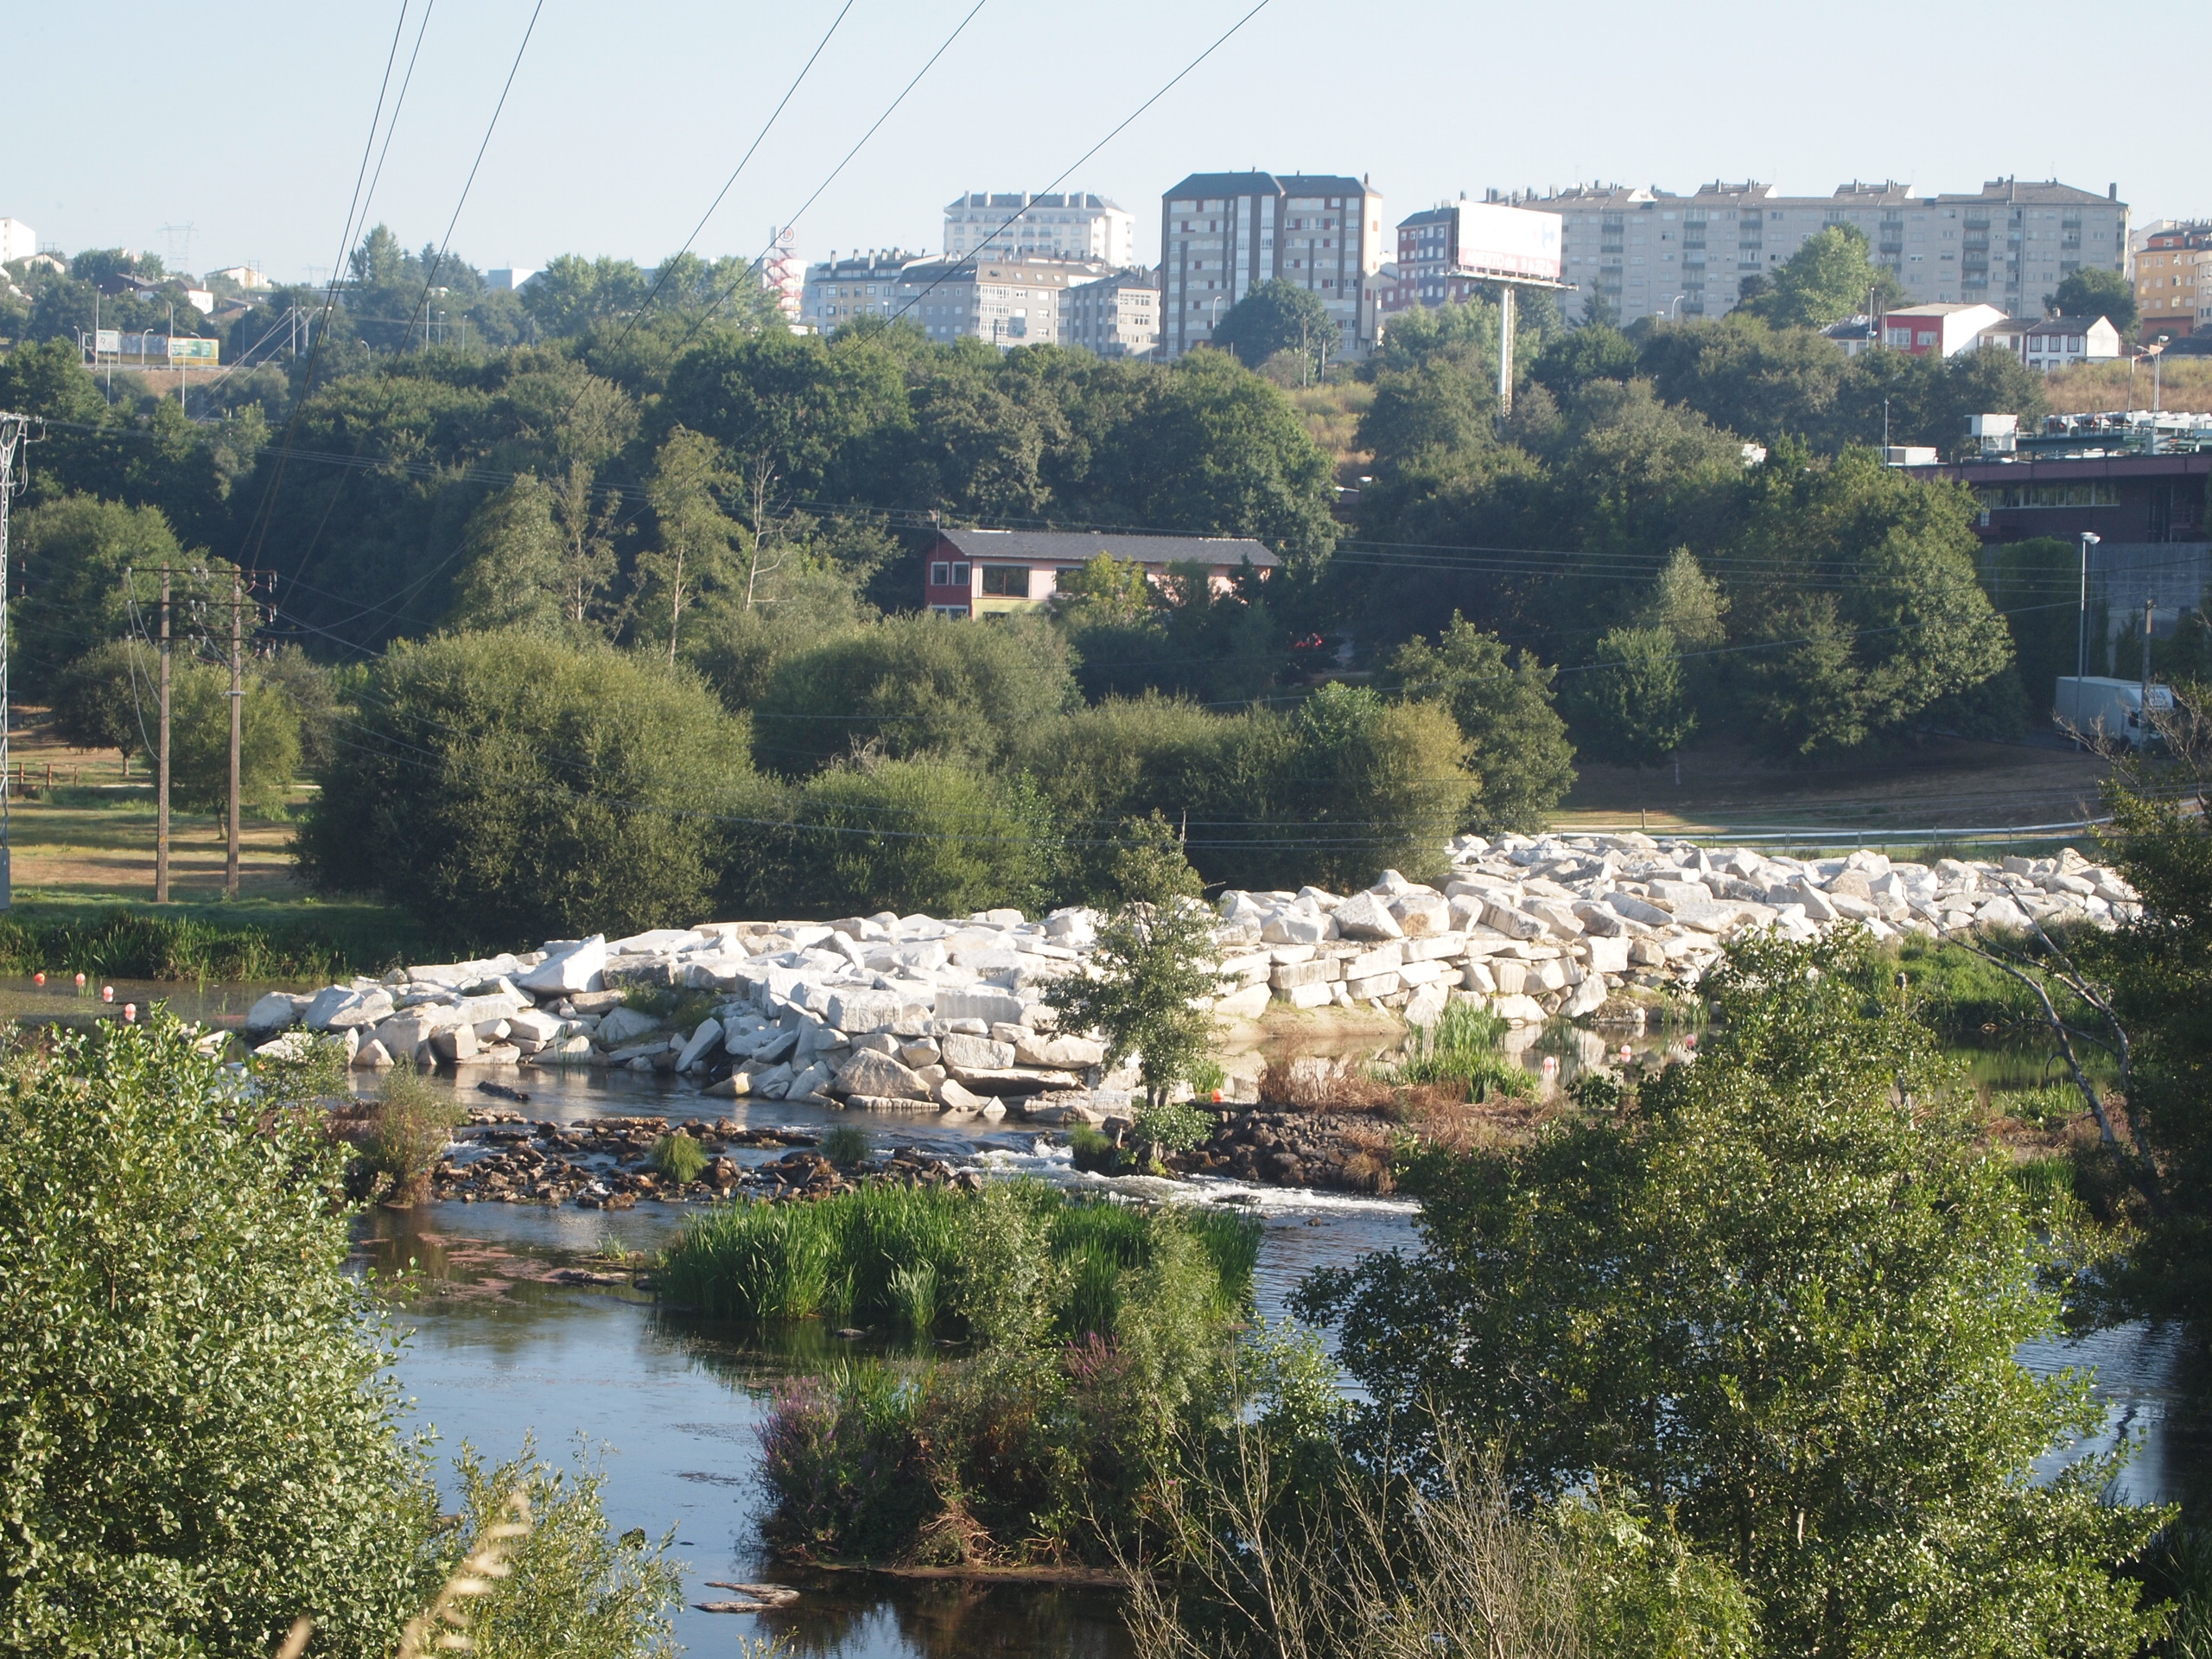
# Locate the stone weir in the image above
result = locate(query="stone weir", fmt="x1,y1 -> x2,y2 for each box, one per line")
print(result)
237,832 -> 2139,1126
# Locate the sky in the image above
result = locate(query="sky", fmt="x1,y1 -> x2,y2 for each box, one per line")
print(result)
9,0 -> 2206,283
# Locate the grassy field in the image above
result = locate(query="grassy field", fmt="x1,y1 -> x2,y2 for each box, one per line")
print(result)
1558,733 -> 2116,854
2045,353 -> 2212,414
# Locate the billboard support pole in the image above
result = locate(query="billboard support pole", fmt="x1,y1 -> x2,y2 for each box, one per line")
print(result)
1497,285 -> 1516,416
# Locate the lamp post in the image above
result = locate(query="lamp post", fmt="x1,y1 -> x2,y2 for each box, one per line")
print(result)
1665,293 -> 1686,320
2075,530 -> 2101,731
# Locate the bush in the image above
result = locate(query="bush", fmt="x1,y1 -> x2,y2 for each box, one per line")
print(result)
1380,613 -> 1576,835
818,1123 -> 872,1166
0,902 -> 423,982
48,639 -> 155,760
752,612 -> 1077,774
0,1016 -> 445,1656
296,629 -> 776,944
781,756 -> 1046,918
168,658 -> 303,814
646,1131 -> 706,1184
332,1062 -> 466,1205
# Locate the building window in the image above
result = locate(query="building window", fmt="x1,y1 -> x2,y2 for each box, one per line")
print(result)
949,563 -> 969,586
930,562 -> 950,586
980,565 -> 1029,597
931,604 -> 970,619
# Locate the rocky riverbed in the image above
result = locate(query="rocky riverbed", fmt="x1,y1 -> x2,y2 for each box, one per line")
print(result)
235,832 -> 2137,1137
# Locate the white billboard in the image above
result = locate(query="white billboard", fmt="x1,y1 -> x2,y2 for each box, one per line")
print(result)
1455,202 -> 1562,282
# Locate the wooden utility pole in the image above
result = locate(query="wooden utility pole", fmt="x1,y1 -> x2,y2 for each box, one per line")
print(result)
227,567 -> 244,898
156,569 -> 171,903
0,410 -> 34,911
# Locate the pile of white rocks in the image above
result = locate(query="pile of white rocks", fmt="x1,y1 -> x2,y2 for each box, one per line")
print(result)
1205,831 -> 2139,1033
236,833 -> 2138,1120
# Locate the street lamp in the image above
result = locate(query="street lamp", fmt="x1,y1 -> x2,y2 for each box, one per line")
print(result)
2075,530 -> 2101,731
1665,293 -> 1687,320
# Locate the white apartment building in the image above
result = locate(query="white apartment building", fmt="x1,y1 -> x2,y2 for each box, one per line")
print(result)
1535,177 -> 2127,324
1158,172 -> 1386,359
1063,269 -> 1158,358
801,250 -> 925,330
892,256 -> 1108,347
0,219 -> 37,265
944,193 -> 1134,268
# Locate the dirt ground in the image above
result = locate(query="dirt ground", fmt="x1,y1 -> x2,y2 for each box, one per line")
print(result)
1558,734 -> 2113,842
0,711 -> 303,900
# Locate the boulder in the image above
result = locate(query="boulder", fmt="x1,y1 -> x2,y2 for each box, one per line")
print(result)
1261,911 -> 1332,945
1605,892 -> 1674,928
937,988 -> 1027,1027
305,985 -> 392,1031
1974,894 -> 2032,932
937,1077 -> 993,1113
1214,982 -> 1273,1021
595,1006 -> 663,1046
515,935 -> 607,995
244,992 -> 302,1036
507,1007 -> 565,1046
1014,1032 -> 1106,1068
349,1038 -> 394,1069
675,1018 -> 723,1071
940,1033 -> 1017,1071
370,1011 -> 444,1065
1583,936 -> 1631,976
1332,891 -> 1403,941
1488,993 -> 1549,1026
1402,981 -> 1450,1029
1387,893 -> 1451,937
1480,900 -> 1547,941
834,1050 -> 934,1102
429,1023 -> 480,1063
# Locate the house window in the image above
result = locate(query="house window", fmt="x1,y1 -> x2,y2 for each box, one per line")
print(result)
931,604 -> 970,620
980,565 -> 1029,597
950,562 -> 969,586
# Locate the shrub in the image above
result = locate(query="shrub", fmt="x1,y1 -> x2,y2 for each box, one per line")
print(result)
647,1131 -> 706,1184
333,1062 -> 467,1206
1132,1097 -> 1211,1157
296,629 -> 776,943
781,756 -> 1046,918
168,658 -> 304,815
47,639 -> 155,760
818,1124 -> 872,1166
0,1015 -> 445,1656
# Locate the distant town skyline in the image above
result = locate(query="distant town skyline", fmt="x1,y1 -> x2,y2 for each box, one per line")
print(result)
9,0 -> 2205,286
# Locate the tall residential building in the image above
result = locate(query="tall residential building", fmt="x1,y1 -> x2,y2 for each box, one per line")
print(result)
0,219 -> 37,264
891,256 -> 1108,347
801,250 -> 925,331
944,193 -> 1134,267
1063,269 -> 1158,358
1533,178 -> 2127,324
2137,223 -> 2211,338
1158,172 -> 1385,359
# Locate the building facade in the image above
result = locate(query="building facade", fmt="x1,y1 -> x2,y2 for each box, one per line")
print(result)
1158,172 -> 1385,359
1383,195 -> 1563,314
0,219 -> 35,265
1062,269 -> 1159,358
2137,223 -> 2210,338
1535,177 -> 2126,324
944,193 -> 1134,267
891,256 -> 1108,347
1878,302 -> 2010,357
1976,315 -> 2124,372
801,251 -> 925,331
922,528 -> 1279,618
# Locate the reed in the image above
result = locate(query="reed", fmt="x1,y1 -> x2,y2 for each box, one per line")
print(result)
1383,1000 -> 1524,1102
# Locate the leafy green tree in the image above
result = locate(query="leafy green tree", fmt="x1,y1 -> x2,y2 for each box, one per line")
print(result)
168,659 -> 302,815
1636,316 -> 1853,443
0,1019 -> 444,1656
2049,265 -> 2138,334
1357,357 -> 1497,475
1380,614 -> 1575,834
1050,551 -> 1154,626
683,568 -> 873,712
1529,321 -> 1637,397
11,495 -> 185,695
1640,545 -> 1728,646
1210,279 -> 1339,375
1367,296 -> 1501,377
446,474 -> 570,636
1287,683 -> 1474,888
638,426 -> 736,660
1298,931 -> 2167,1657
1052,814 -> 1218,1114
48,639 -> 155,760
783,757 -> 1046,918
753,613 -> 1077,773
296,630 -> 770,943
1566,625 -> 1698,766
1738,224 -> 1904,330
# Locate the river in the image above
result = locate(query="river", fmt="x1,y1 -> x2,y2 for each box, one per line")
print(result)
347,1062 -> 2205,1659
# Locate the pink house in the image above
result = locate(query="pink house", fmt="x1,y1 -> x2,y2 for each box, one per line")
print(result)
923,527 -> 1280,617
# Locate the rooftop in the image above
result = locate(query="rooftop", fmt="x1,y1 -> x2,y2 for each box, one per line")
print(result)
937,527 -> 1280,569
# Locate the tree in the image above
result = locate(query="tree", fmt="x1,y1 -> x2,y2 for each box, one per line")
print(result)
0,1020 -> 444,1656
638,426 -> 736,661
2049,265 -> 2137,334
445,474 -> 569,636
48,639 -> 155,761
168,660 -> 302,815
1529,322 -> 1637,398
1050,551 -> 1154,626
11,495 -> 185,696
296,630 -> 771,944
784,757 -> 1047,919
1380,615 -> 1575,834
1566,626 -> 1697,767
1287,683 -> 1474,889
1357,357 -> 1497,475
1052,814 -> 1218,1114
1210,279 -> 1339,376
1738,224 -> 1903,330
1297,931 -> 2167,1656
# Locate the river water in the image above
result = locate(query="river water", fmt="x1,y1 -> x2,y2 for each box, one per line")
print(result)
346,1063 -> 2208,1659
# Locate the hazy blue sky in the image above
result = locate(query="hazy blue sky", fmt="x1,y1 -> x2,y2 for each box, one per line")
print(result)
11,0 -> 2202,282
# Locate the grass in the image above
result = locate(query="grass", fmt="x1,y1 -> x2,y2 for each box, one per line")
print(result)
1383,1001 -> 1524,1102
647,1132 -> 708,1184
0,899 -> 430,982
656,1180 -> 1259,1340
819,1124 -> 873,1166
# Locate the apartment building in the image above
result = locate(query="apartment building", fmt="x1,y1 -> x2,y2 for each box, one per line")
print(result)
1158,172 -> 1385,359
1063,269 -> 1159,358
944,193 -> 1135,267
1535,177 -> 2127,324
1383,195 -> 1563,315
800,250 -> 925,330
0,219 -> 35,264
892,256 -> 1108,347
2137,223 -> 2210,338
